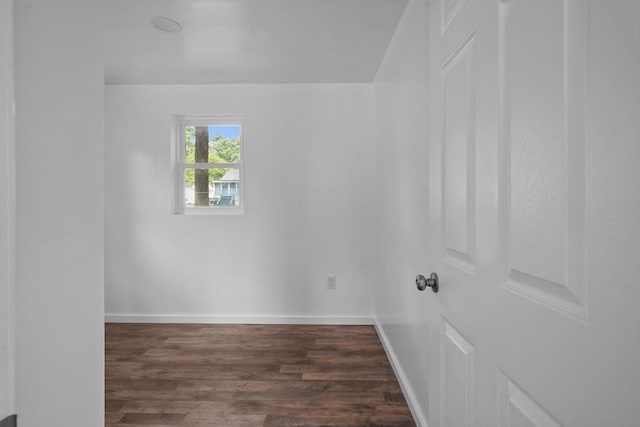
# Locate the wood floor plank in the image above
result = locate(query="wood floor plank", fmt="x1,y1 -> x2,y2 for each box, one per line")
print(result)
263,415 -> 415,427
117,413 -> 186,425
105,324 -> 416,427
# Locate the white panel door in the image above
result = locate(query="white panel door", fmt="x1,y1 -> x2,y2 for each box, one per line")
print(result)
427,1 -> 640,426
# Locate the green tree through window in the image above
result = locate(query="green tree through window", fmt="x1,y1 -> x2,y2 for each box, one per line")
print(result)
184,126 -> 241,188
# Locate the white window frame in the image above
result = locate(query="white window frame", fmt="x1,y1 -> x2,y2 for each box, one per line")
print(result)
174,115 -> 244,215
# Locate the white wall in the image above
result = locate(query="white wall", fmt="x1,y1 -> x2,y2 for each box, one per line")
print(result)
105,84 -> 376,323
0,0 -> 15,420
14,1 -> 104,426
373,0 -> 431,424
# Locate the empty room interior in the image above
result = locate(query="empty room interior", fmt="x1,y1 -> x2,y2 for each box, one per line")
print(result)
1,0 -> 640,426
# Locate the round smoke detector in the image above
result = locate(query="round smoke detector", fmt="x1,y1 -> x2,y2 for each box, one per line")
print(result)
150,16 -> 181,33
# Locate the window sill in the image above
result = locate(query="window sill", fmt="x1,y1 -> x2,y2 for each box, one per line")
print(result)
178,207 -> 244,216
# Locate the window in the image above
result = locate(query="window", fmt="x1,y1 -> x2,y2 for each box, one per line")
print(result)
175,116 -> 244,214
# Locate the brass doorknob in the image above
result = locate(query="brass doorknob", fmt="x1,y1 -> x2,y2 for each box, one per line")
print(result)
416,273 -> 439,293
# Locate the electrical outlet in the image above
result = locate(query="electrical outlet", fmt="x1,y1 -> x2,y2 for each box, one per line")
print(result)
327,275 -> 336,290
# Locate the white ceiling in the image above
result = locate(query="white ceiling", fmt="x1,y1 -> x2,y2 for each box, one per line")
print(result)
104,0 -> 409,85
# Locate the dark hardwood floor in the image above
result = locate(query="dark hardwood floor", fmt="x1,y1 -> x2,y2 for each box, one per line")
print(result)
106,323 -> 416,427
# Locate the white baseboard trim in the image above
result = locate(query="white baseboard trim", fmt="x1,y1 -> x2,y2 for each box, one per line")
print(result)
105,313 -> 374,325
374,320 -> 429,427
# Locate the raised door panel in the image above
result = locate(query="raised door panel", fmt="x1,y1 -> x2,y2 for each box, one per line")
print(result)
498,371 -> 563,427
442,34 -> 476,273
440,319 -> 474,427
499,0 -> 588,320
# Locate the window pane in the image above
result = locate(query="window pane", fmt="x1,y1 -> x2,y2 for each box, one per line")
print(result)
184,124 -> 241,164
184,167 -> 240,207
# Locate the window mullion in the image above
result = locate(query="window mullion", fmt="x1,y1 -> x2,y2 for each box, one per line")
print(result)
209,162 -> 241,169
185,162 -> 241,168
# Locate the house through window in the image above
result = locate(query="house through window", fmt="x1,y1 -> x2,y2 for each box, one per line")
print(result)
175,116 -> 244,214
